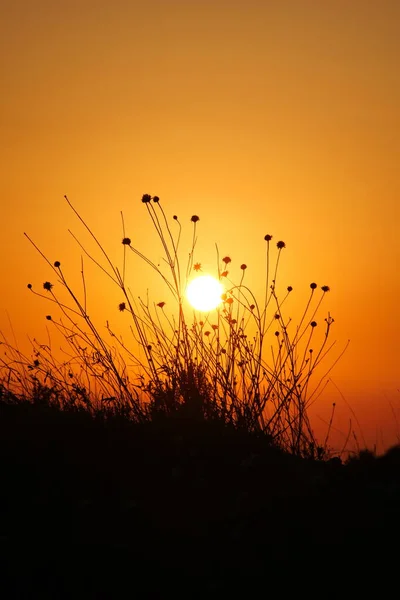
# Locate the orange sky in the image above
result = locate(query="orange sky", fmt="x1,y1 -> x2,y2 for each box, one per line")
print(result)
1,0 -> 399,453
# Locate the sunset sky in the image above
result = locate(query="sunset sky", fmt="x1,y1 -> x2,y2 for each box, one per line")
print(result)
1,0 -> 399,452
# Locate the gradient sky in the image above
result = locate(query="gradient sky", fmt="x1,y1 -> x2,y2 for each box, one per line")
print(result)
1,0 -> 399,452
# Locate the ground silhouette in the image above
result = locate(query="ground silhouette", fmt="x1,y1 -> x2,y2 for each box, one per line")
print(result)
1,395 -> 399,597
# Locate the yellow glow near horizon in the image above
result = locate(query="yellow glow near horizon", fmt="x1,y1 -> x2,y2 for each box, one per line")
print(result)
186,275 -> 224,312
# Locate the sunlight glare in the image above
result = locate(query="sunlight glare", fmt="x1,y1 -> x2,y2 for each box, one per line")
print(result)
186,275 -> 224,312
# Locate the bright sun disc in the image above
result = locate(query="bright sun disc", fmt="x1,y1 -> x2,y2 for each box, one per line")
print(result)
186,275 -> 224,312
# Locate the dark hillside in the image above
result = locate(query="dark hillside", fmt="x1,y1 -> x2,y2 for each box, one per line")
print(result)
1,398 -> 399,597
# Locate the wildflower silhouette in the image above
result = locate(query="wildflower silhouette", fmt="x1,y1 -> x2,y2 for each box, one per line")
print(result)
10,191 -> 345,459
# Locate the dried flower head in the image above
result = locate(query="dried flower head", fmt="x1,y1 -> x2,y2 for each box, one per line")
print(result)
310,321 -> 317,327
222,256 -> 231,264
54,261 -> 60,268
287,286 -> 293,292
275,331 -> 280,336
193,263 -> 202,272
321,285 -> 330,293
147,345 -> 152,351
226,297 -> 234,305
43,281 -> 53,291
191,215 -> 200,223
250,304 -> 255,310
46,315 -> 52,320
153,196 -> 160,203
141,194 -> 152,203
122,237 -> 131,245
157,302 -> 166,308
264,234 -> 273,241
275,313 -> 280,319
211,324 -> 218,330
118,302 -> 126,311
173,215 -> 178,220
310,282 -> 317,290
221,348 -> 226,354
204,331 -> 210,337
27,283 -> 32,289
221,270 -> 228,277
240,264 -> 247,270
276,241 -> 286,249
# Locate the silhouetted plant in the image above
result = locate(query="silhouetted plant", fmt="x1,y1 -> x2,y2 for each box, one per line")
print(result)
0,193 -> 345,457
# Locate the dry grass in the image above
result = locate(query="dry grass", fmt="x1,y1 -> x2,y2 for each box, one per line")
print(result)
1,193 -> 344,457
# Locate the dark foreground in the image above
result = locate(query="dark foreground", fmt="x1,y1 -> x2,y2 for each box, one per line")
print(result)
1,398 -> 399,598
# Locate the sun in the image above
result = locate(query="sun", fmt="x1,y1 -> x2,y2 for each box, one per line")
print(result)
186,275 -> 224,312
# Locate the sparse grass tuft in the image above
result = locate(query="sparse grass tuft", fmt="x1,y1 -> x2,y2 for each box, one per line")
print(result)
1,193 -> 343,458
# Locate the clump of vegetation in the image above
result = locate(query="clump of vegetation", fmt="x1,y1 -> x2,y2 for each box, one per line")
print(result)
2,194 -> 400,596
1,193 -> 342,458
